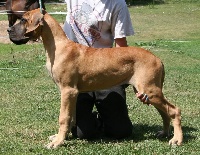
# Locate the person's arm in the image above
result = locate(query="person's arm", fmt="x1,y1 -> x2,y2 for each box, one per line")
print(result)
115,37 -> 128,47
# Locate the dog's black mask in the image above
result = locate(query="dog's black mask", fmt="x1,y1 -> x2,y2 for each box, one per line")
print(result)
7,18 -> 30,45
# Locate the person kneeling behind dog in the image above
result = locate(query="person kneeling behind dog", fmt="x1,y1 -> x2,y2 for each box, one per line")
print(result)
63,0 -> 146,139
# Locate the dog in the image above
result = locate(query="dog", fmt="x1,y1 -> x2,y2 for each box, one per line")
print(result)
7,9 -> 183,149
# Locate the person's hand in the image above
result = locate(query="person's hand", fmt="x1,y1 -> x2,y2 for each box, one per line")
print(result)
136,93 -> 151,106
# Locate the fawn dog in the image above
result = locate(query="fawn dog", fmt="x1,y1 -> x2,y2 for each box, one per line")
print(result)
7,9 -> 183,149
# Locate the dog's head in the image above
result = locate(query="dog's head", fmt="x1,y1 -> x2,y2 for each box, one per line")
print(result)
7,9 -> 44,45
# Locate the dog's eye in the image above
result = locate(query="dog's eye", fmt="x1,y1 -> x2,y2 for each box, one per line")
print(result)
21,18 -> 27,23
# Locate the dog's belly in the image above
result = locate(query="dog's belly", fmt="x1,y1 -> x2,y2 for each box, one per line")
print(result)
77,71 -> 132,92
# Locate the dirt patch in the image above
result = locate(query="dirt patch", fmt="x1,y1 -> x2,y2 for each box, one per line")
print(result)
0,20 -> 11,44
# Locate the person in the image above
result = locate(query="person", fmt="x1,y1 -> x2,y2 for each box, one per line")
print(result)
63,0 -> 147,140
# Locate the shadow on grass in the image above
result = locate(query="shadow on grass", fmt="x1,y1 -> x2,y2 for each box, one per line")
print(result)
130,124 -> 197,144
67,124 -> 197,144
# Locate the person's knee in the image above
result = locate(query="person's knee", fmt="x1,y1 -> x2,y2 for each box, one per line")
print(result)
73,126 -> 99,139
72,113 -> 102,139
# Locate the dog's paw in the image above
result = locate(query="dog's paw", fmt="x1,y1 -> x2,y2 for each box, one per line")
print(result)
155,130 -> 170,138
46,140 -> 65,149
46,135 -> 65,149
169,137 -> 182,146
49,134 -> 58,141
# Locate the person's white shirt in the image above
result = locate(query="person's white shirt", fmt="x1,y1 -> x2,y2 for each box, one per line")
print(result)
63,0 -> 134,48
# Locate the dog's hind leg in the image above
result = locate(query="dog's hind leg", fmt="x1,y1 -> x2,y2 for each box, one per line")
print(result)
133,83 -> 182,145
144,90 -> 183,145
132,60 -> 182,145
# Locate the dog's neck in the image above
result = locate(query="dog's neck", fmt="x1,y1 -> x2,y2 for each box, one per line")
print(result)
41,13 -> 70,53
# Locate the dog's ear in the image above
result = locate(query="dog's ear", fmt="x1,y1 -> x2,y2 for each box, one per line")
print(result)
25,12 -> 44,34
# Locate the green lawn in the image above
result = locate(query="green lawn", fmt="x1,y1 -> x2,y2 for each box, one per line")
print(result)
0,1 -> 200,154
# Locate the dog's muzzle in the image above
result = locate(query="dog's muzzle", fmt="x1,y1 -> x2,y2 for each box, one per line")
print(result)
7,26 -> 30,45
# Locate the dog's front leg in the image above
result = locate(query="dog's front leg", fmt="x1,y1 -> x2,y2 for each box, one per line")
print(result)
46,87 -> 78,149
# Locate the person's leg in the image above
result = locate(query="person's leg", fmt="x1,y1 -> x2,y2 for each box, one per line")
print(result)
72,92 -> 102,139
95,85 -> 133,139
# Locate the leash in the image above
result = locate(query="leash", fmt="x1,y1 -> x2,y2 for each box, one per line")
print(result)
73,20 -> 91,47
69,0 -> 91,47
39,0 -> 42,13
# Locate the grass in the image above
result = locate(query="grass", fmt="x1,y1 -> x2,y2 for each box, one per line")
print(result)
0,1 -> 200,154
128,1 -> 200,42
